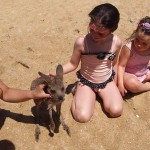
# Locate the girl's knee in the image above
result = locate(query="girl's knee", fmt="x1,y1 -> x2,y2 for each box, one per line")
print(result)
71,109 -> 92,123
125,79 -> 139,93
109,105 -> 123,117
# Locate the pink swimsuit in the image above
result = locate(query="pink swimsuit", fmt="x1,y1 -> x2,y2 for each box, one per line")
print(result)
76,34 -> 119,90
125,42 -> 150,82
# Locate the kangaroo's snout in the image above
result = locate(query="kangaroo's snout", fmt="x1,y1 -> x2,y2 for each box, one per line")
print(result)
58,96 -> 64,100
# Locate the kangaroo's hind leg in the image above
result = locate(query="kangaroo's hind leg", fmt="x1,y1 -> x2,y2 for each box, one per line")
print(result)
48,104 -> 55,132
56,104 -> 71,136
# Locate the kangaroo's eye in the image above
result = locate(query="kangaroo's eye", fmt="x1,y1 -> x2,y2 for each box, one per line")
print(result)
50,90 -> 56,94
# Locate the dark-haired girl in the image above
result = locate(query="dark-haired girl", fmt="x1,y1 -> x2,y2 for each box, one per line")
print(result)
52,3 -> 123,122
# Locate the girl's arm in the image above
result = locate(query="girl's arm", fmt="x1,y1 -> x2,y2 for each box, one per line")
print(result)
63,36 -> 84,74
50,36 -> 84,76
0,80 -> 50,103
117,45 -> 131,96
112,37 -> 122,83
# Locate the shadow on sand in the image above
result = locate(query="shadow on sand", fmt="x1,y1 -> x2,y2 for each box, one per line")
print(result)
0,139 -> 15,150
0,106 -> 62,138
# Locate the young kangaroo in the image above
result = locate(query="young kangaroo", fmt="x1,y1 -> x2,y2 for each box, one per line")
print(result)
31,64 -> 70,141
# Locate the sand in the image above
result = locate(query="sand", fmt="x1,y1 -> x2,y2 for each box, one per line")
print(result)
0,0 -> 150,150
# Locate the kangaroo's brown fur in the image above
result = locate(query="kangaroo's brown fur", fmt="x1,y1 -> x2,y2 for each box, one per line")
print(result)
31,64 -> 70,141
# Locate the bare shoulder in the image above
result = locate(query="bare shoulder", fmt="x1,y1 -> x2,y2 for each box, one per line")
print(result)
74,35 -> 85,47
121,44 -> 131,57
122,42 -> 132,51
115,35 -> 122,48
73,35 -> 86,53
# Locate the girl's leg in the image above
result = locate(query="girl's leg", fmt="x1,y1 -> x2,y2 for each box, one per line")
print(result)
124,72 -> 150,93
98,81 -> 123,117
71,82 -> 96,123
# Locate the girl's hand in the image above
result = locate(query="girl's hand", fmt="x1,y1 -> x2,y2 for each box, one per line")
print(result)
32,84 -> 51,99
118,84 -> 127,96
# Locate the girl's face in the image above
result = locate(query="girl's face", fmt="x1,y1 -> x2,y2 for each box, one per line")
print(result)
88,20 -> 111,41
134,31 -> 150,52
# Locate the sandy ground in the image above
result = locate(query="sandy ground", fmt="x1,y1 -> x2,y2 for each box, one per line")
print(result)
0,0 -> 150,150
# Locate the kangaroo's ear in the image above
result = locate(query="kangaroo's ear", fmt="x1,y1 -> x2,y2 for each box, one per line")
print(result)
38,72 -> 53,84
56,64 -> 63,80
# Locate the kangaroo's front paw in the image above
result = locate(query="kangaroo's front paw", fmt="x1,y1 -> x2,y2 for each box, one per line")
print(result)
49,122 -> 55,131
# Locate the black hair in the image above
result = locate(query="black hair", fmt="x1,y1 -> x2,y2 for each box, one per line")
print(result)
126,16 -> 150,42
89,3 -> 120,32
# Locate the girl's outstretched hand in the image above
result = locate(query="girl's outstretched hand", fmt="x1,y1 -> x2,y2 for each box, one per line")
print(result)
118,84 -> 127,96
32,84 -> 51,99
